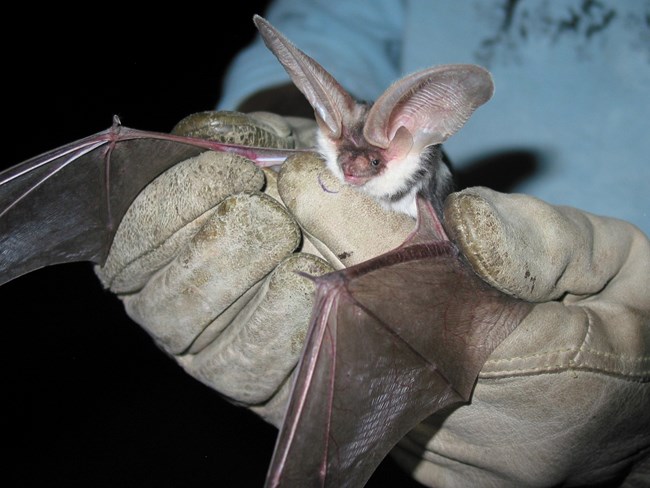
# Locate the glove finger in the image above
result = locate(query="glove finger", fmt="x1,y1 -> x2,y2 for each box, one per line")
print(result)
276,152 -> 415,268
250,374 -> 294,428
172,111 -> 297,149
123,192 -> 301,354
178,253 -> 333,407
96,151 -> 265,292
443,187 -> 650,302
263,166 -> 325,259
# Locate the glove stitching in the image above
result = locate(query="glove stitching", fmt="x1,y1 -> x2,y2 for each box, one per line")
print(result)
480,364 -> 650,378
482,346 -> 650,378
485,347 -> 650,363
483,306 -> 648,378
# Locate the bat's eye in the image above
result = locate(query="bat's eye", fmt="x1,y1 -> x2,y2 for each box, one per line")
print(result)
370,159 -> 381,167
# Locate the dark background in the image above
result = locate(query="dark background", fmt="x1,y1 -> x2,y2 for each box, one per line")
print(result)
2,5 -> 424,487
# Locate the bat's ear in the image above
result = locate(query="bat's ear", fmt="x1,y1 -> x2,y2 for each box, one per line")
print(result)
254,15 -> 356,140
364,64 -> 494,157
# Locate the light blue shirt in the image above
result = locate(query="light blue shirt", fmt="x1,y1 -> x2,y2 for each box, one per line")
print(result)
219,0 -> 650,237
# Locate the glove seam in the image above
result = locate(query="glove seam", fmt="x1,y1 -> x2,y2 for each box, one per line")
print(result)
481,350 -> 650,379
484,297 -> 649,379
485,347 -> 650,364
479,365 -> 649,379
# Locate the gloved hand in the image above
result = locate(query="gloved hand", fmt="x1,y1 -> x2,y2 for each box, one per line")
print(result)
98,109 -> 649,486
95,108 -> 419,430
277,154 -> 650,487
95,111 -> 332,426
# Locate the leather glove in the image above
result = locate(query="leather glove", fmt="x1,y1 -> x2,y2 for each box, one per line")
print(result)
277,155 -> 650,487
95,111 -> 332,426
97,109 -> 649,485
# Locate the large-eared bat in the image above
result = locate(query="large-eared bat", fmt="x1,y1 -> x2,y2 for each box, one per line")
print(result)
253,17 -> 531,487
0,15 -> 531,488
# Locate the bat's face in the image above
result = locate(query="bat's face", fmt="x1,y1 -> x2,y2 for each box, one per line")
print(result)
317,115 -> 388,186
317,120 -> 430,218
336,143 -> 386,186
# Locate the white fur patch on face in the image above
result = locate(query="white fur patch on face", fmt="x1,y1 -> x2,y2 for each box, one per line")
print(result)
316,132 -> 344,181
362,151 -> 422,200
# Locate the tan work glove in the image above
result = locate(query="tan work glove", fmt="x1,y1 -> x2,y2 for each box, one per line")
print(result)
95,111 -> 331,425
277,155 -> 650,487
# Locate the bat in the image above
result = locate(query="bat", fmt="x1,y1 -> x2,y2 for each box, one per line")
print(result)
253,17 -> 532,487
254,16 -> 494,217
0,14 -> 532,488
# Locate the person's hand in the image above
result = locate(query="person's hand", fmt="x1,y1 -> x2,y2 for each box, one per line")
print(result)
277,155 -> 650,487
97,109 -> 649,485
95,111 -> 332,426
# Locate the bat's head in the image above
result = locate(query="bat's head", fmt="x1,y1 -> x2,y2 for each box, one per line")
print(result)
254,16 -> 494,210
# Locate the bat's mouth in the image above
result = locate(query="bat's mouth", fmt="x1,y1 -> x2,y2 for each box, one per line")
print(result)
343,174 -> 371,186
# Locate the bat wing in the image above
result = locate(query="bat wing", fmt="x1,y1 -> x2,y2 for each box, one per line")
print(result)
265,200 -> 533,487
0,117 -> 294,286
